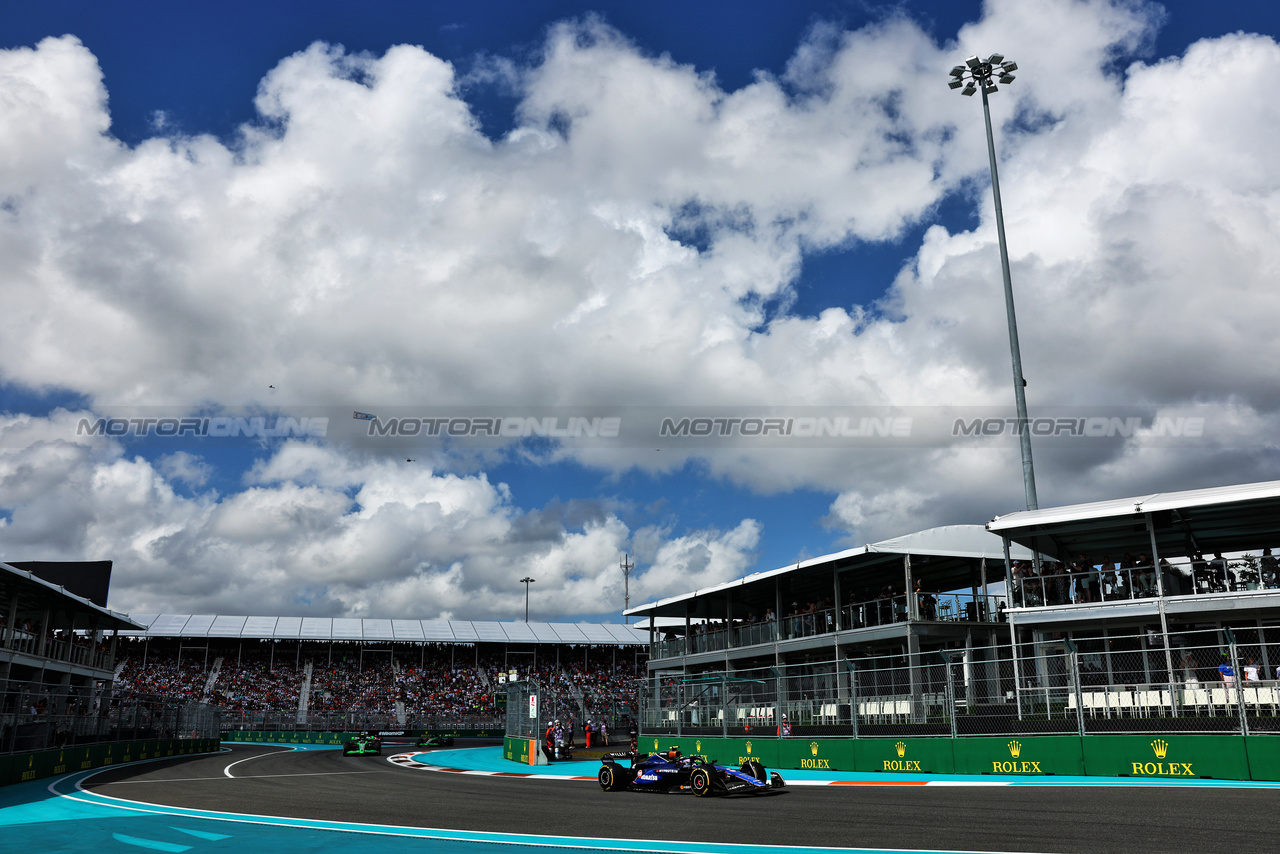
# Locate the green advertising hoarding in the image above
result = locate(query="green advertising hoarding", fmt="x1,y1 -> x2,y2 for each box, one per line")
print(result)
0,738 -> 221,788
503,736 -> 531,764
1081,735 -> 1249,780
502,733 -> 1275,782
857,737 -> 955,774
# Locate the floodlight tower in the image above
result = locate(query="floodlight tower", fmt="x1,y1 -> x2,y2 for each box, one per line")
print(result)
520,576 -> 536,622
620,553 -> 634,623
948,54 -> 1039,511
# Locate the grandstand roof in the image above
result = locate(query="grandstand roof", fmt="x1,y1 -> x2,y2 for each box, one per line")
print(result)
988,478 -> 1280,558
625,525 -> 1043,620
122,614 -> 649,645
1,560 -> 142,631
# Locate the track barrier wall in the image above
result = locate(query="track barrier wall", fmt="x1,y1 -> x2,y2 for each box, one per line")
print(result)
223,728 -> 498,745
0,737 -> 220,787
503,736 -> 540,765
625,734 -> 1274,782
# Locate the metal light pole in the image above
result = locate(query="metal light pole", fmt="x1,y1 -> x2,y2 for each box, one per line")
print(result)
620,553 -> 633,623
520,576 -> 535,622
949,54 -> 1039,510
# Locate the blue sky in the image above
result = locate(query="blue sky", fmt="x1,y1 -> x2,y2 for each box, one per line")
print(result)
2,1 -> 1279,621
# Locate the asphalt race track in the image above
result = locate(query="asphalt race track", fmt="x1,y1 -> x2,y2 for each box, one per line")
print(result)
65,742 -> 1279,854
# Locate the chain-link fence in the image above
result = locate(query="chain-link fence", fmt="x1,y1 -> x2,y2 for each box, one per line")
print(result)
640,628 -> 1280,739
1,680 -> 220,754
218,710 -> 502,733
504,680 -> 540,739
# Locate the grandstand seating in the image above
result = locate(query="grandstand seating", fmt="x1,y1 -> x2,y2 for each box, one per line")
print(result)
111,638 -> 642,729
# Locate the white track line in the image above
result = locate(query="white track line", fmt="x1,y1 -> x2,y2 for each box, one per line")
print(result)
223,745 -> 299,778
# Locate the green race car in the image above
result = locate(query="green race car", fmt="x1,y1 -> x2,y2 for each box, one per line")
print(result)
342,733 -> 383,756
415,734 -> 455,748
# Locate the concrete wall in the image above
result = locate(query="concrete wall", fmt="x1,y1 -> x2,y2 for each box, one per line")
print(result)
0,738 -> 221,787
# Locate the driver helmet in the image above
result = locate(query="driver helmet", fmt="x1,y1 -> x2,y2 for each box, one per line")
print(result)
665,747 -> 681,760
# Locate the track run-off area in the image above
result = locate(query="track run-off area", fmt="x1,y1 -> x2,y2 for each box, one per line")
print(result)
2,742 -> 1277,854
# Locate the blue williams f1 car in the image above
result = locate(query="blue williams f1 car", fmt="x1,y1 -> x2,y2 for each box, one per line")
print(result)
598,747 -> 785,797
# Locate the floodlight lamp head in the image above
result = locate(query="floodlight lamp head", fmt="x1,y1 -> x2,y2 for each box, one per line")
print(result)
1002,61 -> 1018,72
949,65 -> 966,78
999,74 -> 1015,84
962,84 -> 977,96
965,55 -> 981,69
983,82 -> 998,94
987,53 -> 1004,65
948,79 -> 963,89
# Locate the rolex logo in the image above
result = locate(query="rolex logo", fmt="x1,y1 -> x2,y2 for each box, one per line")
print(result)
895,741 -> 906,758
653,738 -> 659,751
1008,740 -> 1022,758
1151,739 -> 1169,760
811,741 -> 820,756
746,740 -> 753,754
696,740 -> 702,753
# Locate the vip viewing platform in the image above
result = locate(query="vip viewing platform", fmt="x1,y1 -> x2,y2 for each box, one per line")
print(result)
0,560 -> 223,756
988,479 -> 1280,633
637,624 -> 1280,740
1,561 -> 136,677
631,525 -> 1032,667
630,480 -> 1280,741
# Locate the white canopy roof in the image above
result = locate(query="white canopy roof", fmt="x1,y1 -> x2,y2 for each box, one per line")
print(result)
988,479 -> 1280,558
990,480 -> 1280,531
627,524 -> 1040,619
121,614 -> 648,645
1,561 -> 142,630
869,525 -> 1042,561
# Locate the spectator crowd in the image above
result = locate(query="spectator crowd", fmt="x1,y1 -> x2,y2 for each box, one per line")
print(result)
110,639 -> 643,727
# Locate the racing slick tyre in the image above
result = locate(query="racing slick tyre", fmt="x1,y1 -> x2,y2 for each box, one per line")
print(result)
598,763 -> 628,791
741,760 -> 766,782
689,766 -> 715,797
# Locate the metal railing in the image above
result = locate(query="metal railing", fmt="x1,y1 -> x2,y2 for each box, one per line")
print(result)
1011,556 -> 1280,608
220,710 -> 503,733
2,681 -> 219,754
652,593 -> 1009,660
1,630 -> 113,671
640,629 -> 1280,739
731,621 -> 778,647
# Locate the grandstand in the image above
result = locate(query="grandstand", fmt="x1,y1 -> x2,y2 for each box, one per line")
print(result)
114,615 -> 648,732
1,560 -> 219,755
629,481 -> 1280,741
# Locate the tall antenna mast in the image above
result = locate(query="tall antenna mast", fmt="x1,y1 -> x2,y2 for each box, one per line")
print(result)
620,553 -> 634,623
